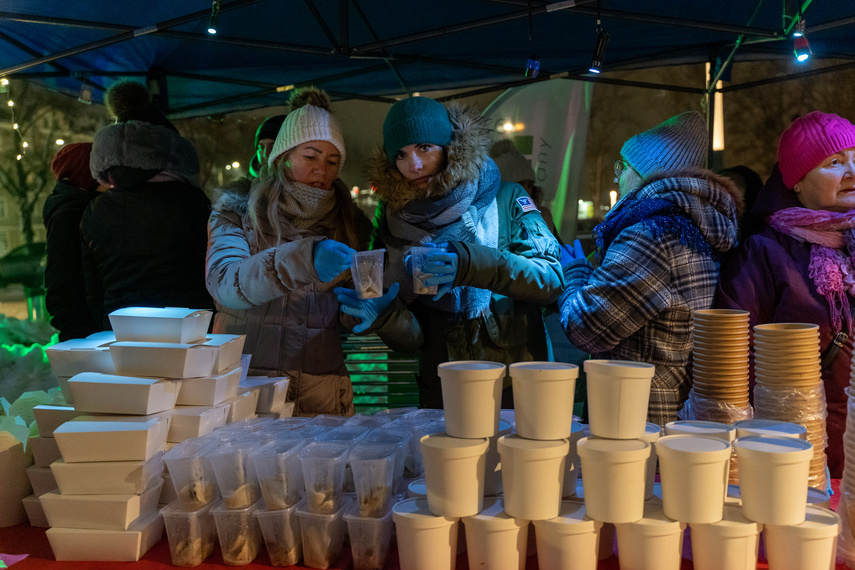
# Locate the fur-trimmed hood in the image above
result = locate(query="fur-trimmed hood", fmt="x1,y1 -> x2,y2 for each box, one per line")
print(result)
368,101 -> 493,212
615,166 -> 743,253
211,176 -> 254,216
90,120 -> 199,186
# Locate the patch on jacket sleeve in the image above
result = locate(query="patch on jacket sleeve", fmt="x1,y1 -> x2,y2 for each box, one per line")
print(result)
516,196 -> 539,213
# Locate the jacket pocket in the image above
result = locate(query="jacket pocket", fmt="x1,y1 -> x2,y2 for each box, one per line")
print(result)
482,296 -> 529,350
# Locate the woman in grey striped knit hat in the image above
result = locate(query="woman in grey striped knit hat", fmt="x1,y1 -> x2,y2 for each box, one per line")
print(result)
559,111 -> 743,426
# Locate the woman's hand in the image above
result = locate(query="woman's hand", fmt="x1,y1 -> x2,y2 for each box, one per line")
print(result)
561,239 -> 587,264
335,282 -> 400,333
423,246 -> 458,301
313,239 -> 355,282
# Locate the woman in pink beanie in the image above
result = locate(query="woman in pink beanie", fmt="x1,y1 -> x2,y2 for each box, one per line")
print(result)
716,111 -> 855,480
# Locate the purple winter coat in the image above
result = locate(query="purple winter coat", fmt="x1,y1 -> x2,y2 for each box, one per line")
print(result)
715,165 -> 852,478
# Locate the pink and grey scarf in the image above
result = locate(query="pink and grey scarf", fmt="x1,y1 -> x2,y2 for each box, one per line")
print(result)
769,207 -> 855,335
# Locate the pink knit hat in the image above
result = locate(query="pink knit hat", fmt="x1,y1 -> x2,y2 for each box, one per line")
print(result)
777,111 -> 855,188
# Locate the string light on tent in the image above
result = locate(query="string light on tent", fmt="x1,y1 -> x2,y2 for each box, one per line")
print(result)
3,78 -> 26,159
793,20 -> 811,62
208,0 -> 221,34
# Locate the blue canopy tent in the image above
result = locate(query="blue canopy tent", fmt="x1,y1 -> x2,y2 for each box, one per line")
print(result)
0,0 -> 852,118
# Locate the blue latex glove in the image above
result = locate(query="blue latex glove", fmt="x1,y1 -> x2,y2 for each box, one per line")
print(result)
403,242 -> 440,276
560,239 -> 587,267
335,282 -> 400,334
423,247 -> 458,301
313,239 -> 356,283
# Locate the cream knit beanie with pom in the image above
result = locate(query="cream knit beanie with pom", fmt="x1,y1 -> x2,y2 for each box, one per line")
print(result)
268,88 -> 346,168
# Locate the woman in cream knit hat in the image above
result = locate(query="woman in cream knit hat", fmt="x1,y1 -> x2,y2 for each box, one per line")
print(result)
206,87 -> 372,417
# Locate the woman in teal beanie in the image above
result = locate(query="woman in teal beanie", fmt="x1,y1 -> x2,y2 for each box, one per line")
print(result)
335,96 -> 564,408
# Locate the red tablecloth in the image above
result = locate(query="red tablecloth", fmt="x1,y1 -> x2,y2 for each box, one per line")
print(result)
0,480 -> 845,569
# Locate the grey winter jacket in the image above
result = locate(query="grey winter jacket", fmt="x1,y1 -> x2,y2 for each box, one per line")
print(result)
206,177 -> 372,417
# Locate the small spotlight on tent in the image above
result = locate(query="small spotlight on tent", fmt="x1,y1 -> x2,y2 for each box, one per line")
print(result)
793,20 -> 811,62
208,0 -> 220,34
524,55 -> 540,78
78,84 -> 93,105
589,28 -> 609,74
794,36 -> 811,62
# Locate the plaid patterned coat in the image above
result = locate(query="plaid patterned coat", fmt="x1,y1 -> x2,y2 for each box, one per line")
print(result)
560,168 -> 741,426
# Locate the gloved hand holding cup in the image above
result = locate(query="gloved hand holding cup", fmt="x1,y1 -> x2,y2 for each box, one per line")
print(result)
410,245 -> 446,295
351,249 -> 385,299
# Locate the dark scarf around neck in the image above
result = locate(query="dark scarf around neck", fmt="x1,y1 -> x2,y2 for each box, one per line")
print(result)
595,197 -> 712,262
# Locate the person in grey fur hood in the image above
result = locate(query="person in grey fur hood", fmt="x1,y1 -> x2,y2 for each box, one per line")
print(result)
335,96 -> 564,409
81,81 -> 214,329
206,87 -> 372,417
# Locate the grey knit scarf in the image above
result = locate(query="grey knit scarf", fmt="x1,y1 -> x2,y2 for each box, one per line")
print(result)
278,181 -> 336,231
386,160 -> 500,317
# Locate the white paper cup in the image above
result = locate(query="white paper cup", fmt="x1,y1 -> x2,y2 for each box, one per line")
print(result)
392,498 -> 459,570
733,436 -> 813,525
640,422 -> 662,500
420,433 -> 489,518
533,500 -> 602,570
764,506 -> 839,570
584,360 -> 655,439
407,478 -> 427,499
562,422 -> 585,498
733,419 -> 807,440
351,249 -> 385,299
484,419 -> 512,496
655,435 -> 732,523
664,420 -> 735,442
497,435 -> 569,521
615,504 -> 686,570
509,362 -> 579,440
462,497 -> 527,570
438,361 -> 506,438
576,437 -> 649,523
690,504 -> 762,570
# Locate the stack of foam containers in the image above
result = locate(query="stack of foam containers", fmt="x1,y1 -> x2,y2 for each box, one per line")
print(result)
35,307 -> 247,562
240,375 -> 294,420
